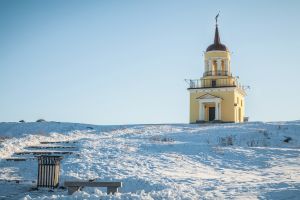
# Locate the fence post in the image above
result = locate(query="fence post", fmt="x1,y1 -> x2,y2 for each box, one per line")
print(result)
37,156 -> 62,188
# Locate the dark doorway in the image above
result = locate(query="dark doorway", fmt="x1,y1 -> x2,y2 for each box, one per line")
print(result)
212,80 -> 216,87
209,107 -> 215,121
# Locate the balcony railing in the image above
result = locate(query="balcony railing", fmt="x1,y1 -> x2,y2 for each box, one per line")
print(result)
203,70 -> 232,77
187,78 -> 242,89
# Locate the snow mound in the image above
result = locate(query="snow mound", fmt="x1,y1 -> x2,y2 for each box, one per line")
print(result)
0,121 -> 300,199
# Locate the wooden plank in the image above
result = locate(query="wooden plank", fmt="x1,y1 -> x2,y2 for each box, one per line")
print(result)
15,151 -> 74,155
64,181 -> 122,187
27,145 -> 77,149
5,157 -> 36,161
0,179 -> 35,183
40,141 -> 77,144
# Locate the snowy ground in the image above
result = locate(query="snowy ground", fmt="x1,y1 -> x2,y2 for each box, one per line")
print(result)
0,121 -> 300,199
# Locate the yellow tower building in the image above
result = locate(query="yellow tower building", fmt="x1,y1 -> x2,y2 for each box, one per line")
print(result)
188,19 -> 246,123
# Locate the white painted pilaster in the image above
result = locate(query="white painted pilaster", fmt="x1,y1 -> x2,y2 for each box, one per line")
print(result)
208,60 -> 212,73
199,102 -> 205,121
219,102 -> 222,120
217,59 -> 222,72
205,60 -> 209,72
215,102 -> 219,120
224,59 -> 228,74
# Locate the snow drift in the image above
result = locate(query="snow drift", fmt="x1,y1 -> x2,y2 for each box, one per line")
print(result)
0,121 -> 299,199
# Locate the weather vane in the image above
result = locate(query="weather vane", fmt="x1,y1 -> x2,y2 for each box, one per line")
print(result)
215,12 -> 220,25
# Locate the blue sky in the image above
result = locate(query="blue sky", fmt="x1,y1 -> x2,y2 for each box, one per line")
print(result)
0,0 -> 300,124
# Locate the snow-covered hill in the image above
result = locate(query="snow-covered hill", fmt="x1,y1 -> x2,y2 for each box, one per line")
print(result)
0,121 -> 300,199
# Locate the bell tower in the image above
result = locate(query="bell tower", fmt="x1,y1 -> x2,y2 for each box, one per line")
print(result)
187,16 -> 246,123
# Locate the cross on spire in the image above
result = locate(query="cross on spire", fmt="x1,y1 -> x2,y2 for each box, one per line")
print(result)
214,12 -> 221,44
215,12 -> 220,25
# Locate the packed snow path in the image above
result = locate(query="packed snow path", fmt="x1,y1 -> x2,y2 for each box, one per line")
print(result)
0,121 -> 299,199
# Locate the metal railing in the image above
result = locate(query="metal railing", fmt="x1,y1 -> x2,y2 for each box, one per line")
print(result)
187,78 -> 241,89
203,70 -> 231,76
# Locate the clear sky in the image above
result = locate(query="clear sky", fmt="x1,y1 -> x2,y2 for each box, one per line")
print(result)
0,0 -> 300,125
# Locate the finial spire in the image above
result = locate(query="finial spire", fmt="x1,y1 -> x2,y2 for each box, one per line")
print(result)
206,12 -> 228,52
214,12 -> 221,45
215,12 -> 220,26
